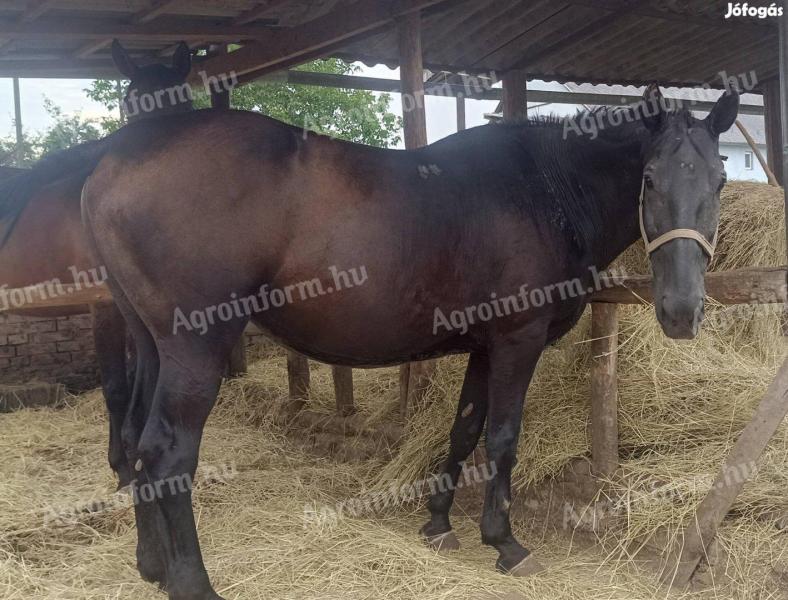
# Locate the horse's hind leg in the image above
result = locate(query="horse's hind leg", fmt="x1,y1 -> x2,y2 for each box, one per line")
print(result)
109,292 -> 169,588
91,302 -> 132,488
421,352 -> 489,551
480,334 -> 546,577
135,329 -> 241,600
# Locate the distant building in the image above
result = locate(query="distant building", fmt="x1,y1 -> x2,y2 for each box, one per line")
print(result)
488,81 -> 769,183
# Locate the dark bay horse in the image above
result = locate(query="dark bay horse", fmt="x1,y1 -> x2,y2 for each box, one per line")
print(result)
81,85 -> 738,598
0,40 -> 193,486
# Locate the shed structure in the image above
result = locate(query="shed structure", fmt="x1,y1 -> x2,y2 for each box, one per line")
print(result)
0,0 -> 786,589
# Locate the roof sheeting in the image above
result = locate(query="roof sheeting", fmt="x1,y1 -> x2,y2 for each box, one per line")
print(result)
0,0 -> 779,89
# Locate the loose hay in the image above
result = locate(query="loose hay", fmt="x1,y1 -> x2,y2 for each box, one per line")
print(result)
0,181 -> 785,599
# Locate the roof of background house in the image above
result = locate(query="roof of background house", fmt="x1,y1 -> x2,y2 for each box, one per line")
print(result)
563,83 -> 766,145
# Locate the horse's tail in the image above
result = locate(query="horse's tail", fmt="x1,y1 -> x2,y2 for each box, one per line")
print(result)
0,136 -> 114,248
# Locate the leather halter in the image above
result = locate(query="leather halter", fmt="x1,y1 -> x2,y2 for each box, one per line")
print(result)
638,178 -> 718,259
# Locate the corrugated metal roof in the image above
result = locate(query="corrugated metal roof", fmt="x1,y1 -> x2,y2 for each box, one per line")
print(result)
0,0 -> 779,89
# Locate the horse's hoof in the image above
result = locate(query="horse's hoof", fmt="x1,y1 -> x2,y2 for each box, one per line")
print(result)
498,554 -> 546,577
420,525 -> 460,552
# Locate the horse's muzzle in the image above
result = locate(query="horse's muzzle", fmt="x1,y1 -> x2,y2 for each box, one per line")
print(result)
657,293 -> 704,339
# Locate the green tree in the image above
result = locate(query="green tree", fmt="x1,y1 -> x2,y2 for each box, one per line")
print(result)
83,79 -> 125,133
37,98 -> 103,155
0,128 -> 39,167
86,58 -> 402,148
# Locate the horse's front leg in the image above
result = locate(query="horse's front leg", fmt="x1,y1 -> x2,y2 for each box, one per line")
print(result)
421,351 -> 489,551
91,302 -> 133,488
480,332 -> 547,576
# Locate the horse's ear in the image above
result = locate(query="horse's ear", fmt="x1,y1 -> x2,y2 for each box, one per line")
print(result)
171,42 -> 192,80
642,82 -> 665,132
705,89 -> 739,135
111,39 -> 138,79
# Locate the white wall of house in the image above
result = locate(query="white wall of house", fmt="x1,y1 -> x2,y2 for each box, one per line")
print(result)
721,143 -> 768,182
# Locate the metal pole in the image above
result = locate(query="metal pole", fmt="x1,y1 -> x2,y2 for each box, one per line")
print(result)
780,7 -> 788,265
12,77 -> 22,166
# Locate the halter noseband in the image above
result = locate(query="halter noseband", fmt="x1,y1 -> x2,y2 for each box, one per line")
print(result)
638,178 -> 718,260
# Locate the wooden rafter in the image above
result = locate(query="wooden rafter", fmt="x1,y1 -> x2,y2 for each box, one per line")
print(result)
193,0 -> 454,83
0,0 -> 59,55
233,0 -> 291,26
70,0 -> 182,60
0,18 -> 272,42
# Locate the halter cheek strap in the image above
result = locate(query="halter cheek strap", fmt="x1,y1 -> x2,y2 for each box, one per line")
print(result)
638,178 -> 718,260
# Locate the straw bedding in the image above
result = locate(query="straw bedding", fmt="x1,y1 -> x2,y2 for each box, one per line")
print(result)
0,181 -> 785,599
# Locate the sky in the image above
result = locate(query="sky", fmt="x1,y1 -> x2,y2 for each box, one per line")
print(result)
0,63 -> 581,149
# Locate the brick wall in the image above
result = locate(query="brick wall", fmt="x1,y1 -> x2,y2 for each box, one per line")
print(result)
0,313 -> 100,392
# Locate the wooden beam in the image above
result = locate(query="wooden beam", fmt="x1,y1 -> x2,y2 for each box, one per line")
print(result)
132,0 -> 182,25
735,119 -> 778,186
0,18 -> 273,42
233,0 -> 291,25
502,69 -> 528,121
764,78 -> 783,186
17,0 -> 58,23
71,39 -> 111,60
591,267 -> 787,306
193,0 -> 452,83
590,303 -> 619,477
12,77 -> 22,166
663,357 -> 788,588
0,283 -> 112,312
776,7 -> 788,266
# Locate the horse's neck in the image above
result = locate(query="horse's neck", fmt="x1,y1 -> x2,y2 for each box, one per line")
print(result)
571,137 -> 644,271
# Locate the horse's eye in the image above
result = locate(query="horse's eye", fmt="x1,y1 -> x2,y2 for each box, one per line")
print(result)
644,175 -> 655,189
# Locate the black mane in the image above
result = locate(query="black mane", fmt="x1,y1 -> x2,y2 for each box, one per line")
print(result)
0,138 -> 112,247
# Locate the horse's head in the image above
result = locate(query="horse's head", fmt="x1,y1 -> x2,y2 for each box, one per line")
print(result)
111,40 -> 193,122
639,84 -> 739,339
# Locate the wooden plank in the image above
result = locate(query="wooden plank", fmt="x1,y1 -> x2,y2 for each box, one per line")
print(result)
193,0 -> 452,83
502,69 -> 528,121
286,350 -> 310,400
590,303 -> 619,476
780,10 -> 788,268
763,78 -> 783,186
0,282 -> 112,312
332,366 -> 355,416
591,267 -> 787,305
662,357 -> 788,588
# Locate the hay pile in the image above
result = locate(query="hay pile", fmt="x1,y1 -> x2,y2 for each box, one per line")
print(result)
0,181 -> 785,599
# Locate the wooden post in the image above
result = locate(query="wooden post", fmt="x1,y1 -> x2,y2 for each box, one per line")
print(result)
763,78 -> 783,186
397,9 -> 435,417
456,95 -> 466,131
590,302 -> 619,476
332,366 -> 355,416
780,9 -> 788,262
12,77 -> 22,166
397,12 -> 427,149
663,358 -> 788,588
502,69 -> 528,121
287,350 -> 310,400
